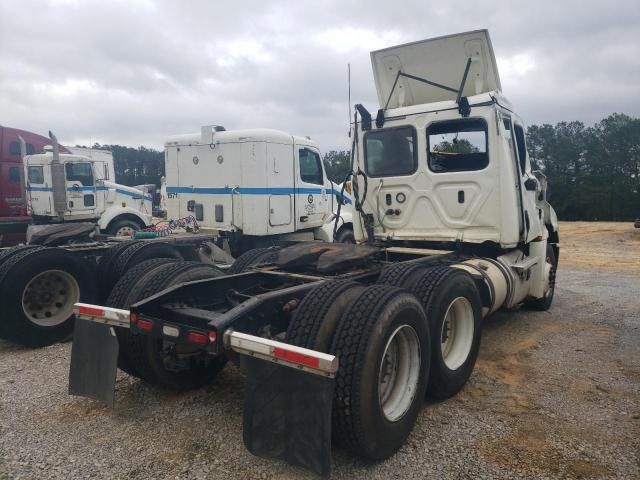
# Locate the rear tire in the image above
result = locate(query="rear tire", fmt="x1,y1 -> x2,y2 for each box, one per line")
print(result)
117,261 -> 226,389
412,267 -> 482,400
106,258 -> 179,376
377,262 -> 430,289
286,280 -> 364,352
0,247 -> 95,347
228,247 -> 280,274
330,284 -> 430,460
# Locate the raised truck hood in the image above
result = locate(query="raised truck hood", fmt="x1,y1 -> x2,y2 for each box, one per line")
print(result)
371,29 -> 501,109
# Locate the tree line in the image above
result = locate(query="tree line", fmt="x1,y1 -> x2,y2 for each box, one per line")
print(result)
75,143 -> 164,188
322,113 -> 640,221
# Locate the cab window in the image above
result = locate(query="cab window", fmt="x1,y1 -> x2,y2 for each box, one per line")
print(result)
65,162 -> 94,186
28,166 -> 44,184
364,126 -> 417,177
299,148 -> 323,185
9,167 -> 21,184
427,119 -> 488,173
9,141 -> 34,155
513,124 -> 528,174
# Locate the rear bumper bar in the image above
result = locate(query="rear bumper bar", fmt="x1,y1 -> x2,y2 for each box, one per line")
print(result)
72,302 -> 338,378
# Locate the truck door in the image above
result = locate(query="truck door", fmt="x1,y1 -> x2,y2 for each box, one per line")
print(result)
267,142 -> 294,233
25,161 -> 55,216
64,161 -> 96,215
513,121 -> 544,242
294,145 -> 328,230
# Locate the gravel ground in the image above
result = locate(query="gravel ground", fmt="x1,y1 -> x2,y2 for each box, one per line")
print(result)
1,227 -> 639,479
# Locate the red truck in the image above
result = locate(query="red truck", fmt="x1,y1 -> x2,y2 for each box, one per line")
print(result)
0,126 -> 69,246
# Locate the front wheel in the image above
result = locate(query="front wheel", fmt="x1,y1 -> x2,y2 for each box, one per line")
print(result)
527,244 -> 558,311
107,219 -> 141,237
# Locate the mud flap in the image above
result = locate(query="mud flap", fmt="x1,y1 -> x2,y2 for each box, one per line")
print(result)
68,318 -> 119,407
241,355 -> 334,478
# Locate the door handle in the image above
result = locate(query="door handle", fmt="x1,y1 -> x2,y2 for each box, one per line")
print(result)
299,216 -> 309,222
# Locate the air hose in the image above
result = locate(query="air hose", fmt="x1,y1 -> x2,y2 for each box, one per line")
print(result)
134,215 -> 200,239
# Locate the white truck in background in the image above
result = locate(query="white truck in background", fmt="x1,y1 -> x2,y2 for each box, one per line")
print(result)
23,134 -> 153,236
163,127 -> 354,255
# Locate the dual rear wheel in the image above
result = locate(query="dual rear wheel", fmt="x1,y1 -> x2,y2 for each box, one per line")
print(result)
285,263 -> 482,460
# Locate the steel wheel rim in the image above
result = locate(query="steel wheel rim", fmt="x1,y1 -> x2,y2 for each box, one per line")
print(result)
441,297 -> 474,370
21,270 -> 80,327
378,324 -> 421,422
116,226 -> 136,237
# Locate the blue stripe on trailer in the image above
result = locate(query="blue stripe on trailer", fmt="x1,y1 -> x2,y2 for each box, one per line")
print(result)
166,186 -> 352,204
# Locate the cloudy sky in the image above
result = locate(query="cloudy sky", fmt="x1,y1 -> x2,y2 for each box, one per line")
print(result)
1,0 -> 638,151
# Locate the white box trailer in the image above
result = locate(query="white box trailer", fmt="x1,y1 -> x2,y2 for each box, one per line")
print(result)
164,127 -> 354,251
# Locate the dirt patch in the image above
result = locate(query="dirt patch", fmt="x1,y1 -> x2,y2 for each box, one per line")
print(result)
480,427 -> 611,478
475,323 -> 562,387
559,221 -> 640,272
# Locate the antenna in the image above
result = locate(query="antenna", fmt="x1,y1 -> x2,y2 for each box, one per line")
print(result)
347,63 -> 351,137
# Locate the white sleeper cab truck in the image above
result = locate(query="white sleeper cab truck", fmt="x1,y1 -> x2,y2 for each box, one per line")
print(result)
69,30 -> 558,477
23,133 -> 152,236
163,127 -> 354,253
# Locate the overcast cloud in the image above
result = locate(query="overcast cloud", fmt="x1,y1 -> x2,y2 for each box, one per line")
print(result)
1,0 -> 639,151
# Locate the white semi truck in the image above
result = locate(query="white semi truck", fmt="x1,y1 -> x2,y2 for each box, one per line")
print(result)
163,127 -> 354,253
66,30 -> 559,476
23,135 -> 153,236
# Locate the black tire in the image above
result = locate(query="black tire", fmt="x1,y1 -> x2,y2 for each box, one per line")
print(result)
336,227 -> 355,244
107,219 -> 141,237
286,280 -> 365,352
377,262 -> 430,288
527,244 -> 558,311
0,245 -> 40,269
330,284 -> 430,460
0,247 -> 96,347
228,247 -> 280,274
106,258 -> 179,376
96,241 -> 139,297
107,242 -> 184,294
121,261 -> 226,389
412,266 -> 482,400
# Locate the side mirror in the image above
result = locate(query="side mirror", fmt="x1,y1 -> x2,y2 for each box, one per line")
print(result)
524,178 -> 537,191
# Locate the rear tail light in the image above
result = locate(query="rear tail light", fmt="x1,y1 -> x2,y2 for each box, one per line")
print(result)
208,330 -> 217,343
186,331 -> 207,346
130,313 -> 138,325
137,318 -> 153,332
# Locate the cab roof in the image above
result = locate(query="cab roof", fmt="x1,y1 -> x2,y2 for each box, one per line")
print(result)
165,127 -> 318,149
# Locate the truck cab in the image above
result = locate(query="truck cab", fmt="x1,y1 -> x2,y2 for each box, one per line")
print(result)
164,127 -> 353,251
0,126 -> 71,245
24,143 -> 153,236
352,30 -> 559,305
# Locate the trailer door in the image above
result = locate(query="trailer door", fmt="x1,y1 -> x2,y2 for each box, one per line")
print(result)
294,145 -> 328,230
